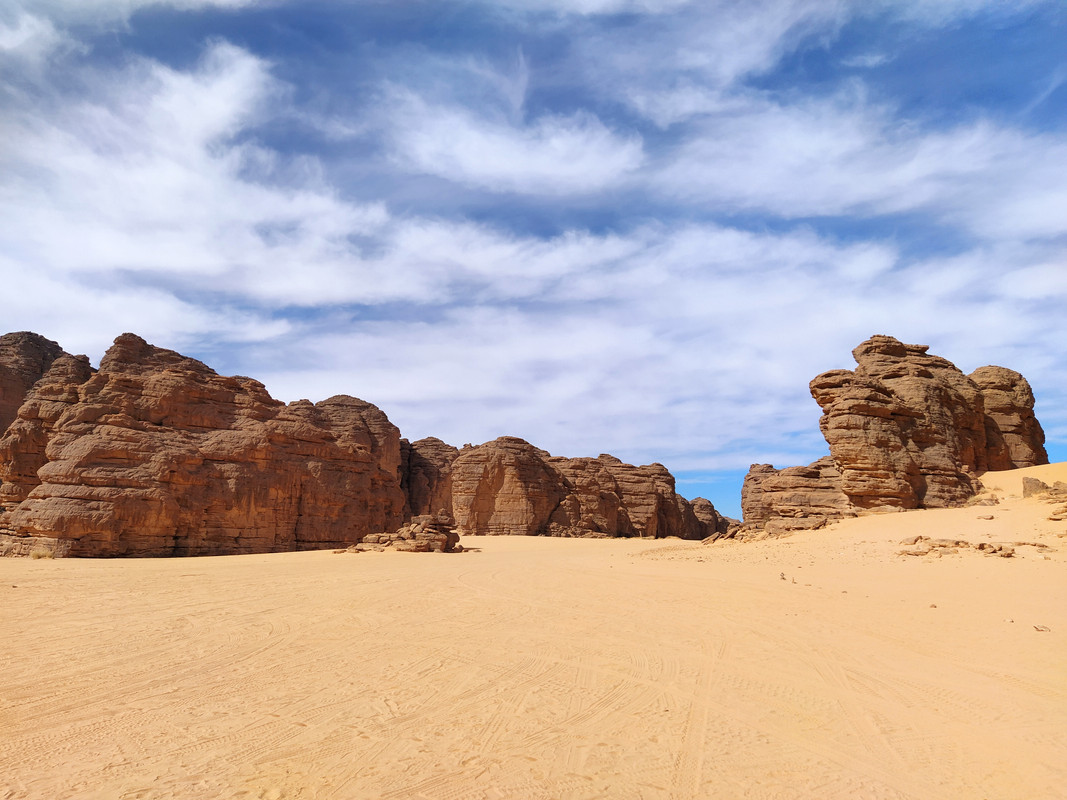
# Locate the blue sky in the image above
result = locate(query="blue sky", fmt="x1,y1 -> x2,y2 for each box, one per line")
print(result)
2,0 -> 1065,517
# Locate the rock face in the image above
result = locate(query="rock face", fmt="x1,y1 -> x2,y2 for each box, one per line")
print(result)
969,366 -> 1047,469
742,335 -> 1049,534
690,497 -> 741,541
445,437 -> 723,540
401,437 -> 460,517
449,437 -> 569,537
0,333 -> 406,556
740,457 -> 852,536
0,332 -> 68,435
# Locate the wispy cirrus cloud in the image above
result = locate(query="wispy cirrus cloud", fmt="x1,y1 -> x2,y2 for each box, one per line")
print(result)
652,90 -> 1067,242
384,90 -> 644,195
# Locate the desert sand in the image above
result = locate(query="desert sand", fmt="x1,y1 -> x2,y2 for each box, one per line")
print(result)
2,465 -> 1065,800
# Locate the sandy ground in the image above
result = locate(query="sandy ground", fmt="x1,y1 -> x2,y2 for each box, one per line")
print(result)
1,465 -> 1065,800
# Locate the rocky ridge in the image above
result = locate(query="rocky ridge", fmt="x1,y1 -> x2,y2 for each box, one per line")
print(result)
0,332 -> 731,556
740,335 -> 1048,536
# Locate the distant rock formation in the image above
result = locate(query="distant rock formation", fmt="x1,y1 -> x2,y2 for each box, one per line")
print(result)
742,335 -> 1048,535
0,331 -> 730,555
444,436 -> 735,540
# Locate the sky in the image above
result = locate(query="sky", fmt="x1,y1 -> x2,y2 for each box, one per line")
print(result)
1,0 -> 1065,518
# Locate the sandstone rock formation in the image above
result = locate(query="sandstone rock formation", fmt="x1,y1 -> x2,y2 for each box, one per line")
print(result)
449,437 -> 569,537
401,437 -> 460,517
446,437 -> 727,540
0,333 -> 406,556
690,497 -> 741,541
356,512 -> 460,553
0,332 -> 68,434
742,335 -> 1049,535
0,331 -> 727,555
969,366 -> 1047,469
740,457 -> 852,537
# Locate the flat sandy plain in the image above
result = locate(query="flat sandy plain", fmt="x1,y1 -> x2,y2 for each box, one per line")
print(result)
2,464 -> 1065,800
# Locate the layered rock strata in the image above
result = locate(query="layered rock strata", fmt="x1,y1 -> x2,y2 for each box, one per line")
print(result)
742,335 -> 1048,535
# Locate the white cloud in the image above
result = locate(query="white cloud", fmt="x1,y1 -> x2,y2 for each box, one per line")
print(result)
0,40 -> 392,308
385,91 -> 644,194
654,91 -> 1067,242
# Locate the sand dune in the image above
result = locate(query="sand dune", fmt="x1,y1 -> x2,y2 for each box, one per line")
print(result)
2,465 -> 1065,799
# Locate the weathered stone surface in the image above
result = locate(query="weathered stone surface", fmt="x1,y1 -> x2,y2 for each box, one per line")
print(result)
690,497 -> 741,541
0,332 -> 68,434
0,331 -> 732,555
450,437 -> 568,537
448,439 -> 716,539
0,353 -> 97,510
744,335 -> 1049,533
741,456 -> 854,536
354,511 -> 461,553
969,366 -> 1047,469
1022,477 -> 1049,498
0,333 -> 406,556
811,336 -> 987,510
401,436 -> 459,517
0,533 -> 73,558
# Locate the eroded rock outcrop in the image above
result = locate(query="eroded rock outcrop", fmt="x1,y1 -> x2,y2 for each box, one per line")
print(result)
0,331 -> 730,555
969,366 -> 1047,469
449,437 -> 569,537
355,511 -> 461,553
0,333 -> 406,556
740,457 -> 852,536
401,437 -> 460,517
446,437 -> 720,539
0,332 -> 68,435
742,335 -> 1048,534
